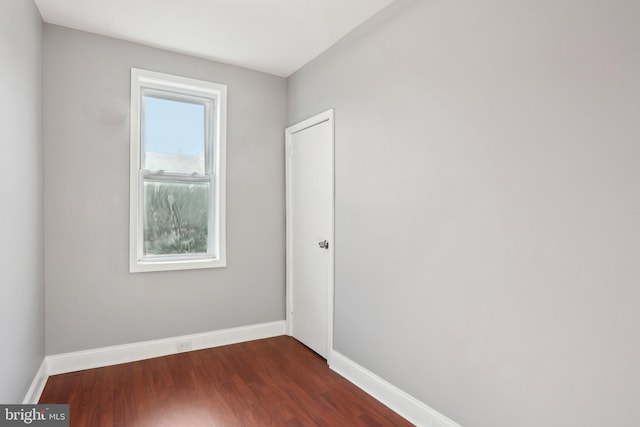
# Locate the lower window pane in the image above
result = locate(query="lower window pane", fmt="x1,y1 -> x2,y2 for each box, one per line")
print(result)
143,181 -> 209,256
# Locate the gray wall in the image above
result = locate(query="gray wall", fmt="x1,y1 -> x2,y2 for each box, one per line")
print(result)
43,25 -> 287,355
288,0 -> 640,426
0,0 -> 45,403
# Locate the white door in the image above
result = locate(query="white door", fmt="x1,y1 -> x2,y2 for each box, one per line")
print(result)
286,110 -> 334,359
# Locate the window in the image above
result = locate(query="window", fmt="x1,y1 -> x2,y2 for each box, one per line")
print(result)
130,68 -> 226,272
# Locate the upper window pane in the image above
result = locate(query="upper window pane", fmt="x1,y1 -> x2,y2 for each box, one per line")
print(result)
143,95 -> 206,175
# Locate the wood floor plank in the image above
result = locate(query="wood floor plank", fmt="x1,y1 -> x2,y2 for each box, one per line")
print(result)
39,336 -> 413,427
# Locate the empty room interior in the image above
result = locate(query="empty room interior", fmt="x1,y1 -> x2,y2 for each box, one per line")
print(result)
2,0 -> 639,426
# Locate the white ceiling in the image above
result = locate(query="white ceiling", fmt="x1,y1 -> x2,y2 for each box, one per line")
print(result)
34,0 -> 395,77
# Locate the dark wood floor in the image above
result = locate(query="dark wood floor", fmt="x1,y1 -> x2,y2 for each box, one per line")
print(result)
40,336 -> 413,427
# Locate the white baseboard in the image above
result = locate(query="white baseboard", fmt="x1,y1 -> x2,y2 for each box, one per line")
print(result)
47,320 -> 286,376
23,358 -> 48,404
329,351 -> 461,427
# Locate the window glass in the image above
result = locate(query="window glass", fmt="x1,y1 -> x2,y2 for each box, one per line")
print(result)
143,95 -> 206,175
143,181 -> 210,256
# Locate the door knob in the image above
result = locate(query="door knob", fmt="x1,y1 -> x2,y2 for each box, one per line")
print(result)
318,240 -> 329,249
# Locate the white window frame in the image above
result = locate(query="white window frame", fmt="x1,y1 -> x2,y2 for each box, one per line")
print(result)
129,68 -> 227,272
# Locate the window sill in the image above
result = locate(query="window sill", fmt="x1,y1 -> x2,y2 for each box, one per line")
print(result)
130,256 -> 226,273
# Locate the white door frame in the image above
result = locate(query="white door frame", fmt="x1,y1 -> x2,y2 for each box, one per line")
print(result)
285,109 -> 335,362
